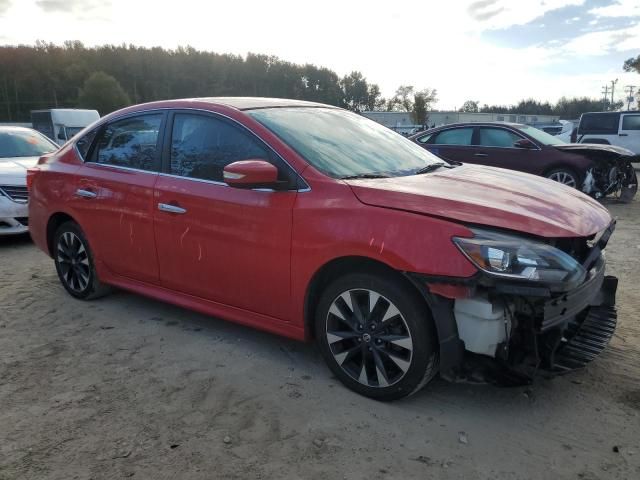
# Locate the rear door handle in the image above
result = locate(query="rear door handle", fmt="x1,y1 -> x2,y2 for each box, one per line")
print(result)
619,133 -> 628,137
76,189 -> 97,199
158,203 -> 187,214
474,153 -> 489,158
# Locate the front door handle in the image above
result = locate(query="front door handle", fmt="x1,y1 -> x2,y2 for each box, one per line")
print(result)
76,189 -> 97,199
158,203 -> 187,214
474,153 -> 489,157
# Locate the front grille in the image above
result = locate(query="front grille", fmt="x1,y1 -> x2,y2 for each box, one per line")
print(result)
0,185 -> 28,203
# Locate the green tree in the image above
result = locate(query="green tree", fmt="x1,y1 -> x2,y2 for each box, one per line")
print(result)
77,71 -> 130,115
388,85 -> 415,112
412,88 -> 438,125
340,71 -> 370,112
623,54 -> 640,74
460,100 -> 479,113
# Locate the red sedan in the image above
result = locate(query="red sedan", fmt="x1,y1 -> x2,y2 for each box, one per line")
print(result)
28,98 -> 618,400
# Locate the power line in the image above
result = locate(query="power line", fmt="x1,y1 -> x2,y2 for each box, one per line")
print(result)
624,85 -> 637,110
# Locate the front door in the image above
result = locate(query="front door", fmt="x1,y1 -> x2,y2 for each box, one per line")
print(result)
153,111 -> 298,321
473,126 -> 541,174
71,112 -> 165,283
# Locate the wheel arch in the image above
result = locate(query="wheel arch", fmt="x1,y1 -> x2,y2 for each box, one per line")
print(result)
46,212 -> 78,256
304,256 -> 425,339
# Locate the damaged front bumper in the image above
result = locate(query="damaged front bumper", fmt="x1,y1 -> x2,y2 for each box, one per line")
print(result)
409,224 -> 619,385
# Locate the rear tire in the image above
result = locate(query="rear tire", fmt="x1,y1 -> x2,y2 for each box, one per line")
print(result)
53,221 -> 111,300
315,272 -> 438,401
546,168 -> 580,189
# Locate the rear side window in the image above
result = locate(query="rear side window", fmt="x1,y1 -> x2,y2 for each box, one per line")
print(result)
169,113 -> 271,183
621,115 -> 640,131
579,113 -> 620,135
477,127 -> 523,148
431,128 -> 473,146
91,114 -> 162,171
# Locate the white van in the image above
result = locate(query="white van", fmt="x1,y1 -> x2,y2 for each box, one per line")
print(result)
31,109 -> 100,146
574,111 -> 640,154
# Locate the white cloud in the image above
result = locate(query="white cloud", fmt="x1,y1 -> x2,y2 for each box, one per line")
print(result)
564,22 -> 640,56
589,0 -> 640,18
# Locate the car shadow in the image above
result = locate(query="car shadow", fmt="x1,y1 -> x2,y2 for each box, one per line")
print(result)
0,233 -> 32,247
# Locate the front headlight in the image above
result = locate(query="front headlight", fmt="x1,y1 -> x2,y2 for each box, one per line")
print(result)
453,229 -> 586,292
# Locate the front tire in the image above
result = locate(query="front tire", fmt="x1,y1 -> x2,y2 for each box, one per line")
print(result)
546,168 -> 580,189
53,221 -> 110,300
315,272 -> 438,401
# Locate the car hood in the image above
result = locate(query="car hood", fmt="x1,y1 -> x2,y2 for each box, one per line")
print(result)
554,143 -> 637,158
346,164 -> 612,238
0,157 -> 39,185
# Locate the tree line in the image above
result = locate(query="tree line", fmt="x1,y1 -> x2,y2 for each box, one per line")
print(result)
0,42 -> 636,123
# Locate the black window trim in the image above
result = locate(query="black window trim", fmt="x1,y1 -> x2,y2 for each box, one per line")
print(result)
78,110 -> 168,174
160,109 -> 308,192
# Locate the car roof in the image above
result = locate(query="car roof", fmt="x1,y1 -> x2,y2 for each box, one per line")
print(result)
165,97 -> 333,111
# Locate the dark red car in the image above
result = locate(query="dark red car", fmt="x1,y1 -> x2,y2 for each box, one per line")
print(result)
410,122 -> 637,201
28,98 -> 618,400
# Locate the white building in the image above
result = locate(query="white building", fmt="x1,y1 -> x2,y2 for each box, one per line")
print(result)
362,111 -> 560,134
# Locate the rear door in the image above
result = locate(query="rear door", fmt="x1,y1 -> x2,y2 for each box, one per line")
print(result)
619,113 -> 640,154
153,111 -> 299,320
417,127 -> 475,163
71,112 -> 165,284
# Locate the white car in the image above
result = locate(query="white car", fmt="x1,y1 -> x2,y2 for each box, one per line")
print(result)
575,111 -> 640,154
0,126 -> 58,235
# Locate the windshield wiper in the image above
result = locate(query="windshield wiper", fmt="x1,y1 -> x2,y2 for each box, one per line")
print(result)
413,163 -> 446,175
340,173 -> 391,180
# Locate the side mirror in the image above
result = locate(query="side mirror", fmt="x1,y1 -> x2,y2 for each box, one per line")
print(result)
57,131 -> 66,140
223,160 -> 279,189
514,138 -> 536,149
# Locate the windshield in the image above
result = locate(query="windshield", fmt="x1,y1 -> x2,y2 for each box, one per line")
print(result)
517,125 -> 566,146
248,107 -> 446,178
0,129 -> 57,158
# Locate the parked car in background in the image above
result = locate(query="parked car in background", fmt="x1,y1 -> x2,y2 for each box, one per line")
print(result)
31,109 -> 100,146
0,126 -> 58,235
28,98 -> 619,400
410,122 -> 638,201
573,111 -> 640,154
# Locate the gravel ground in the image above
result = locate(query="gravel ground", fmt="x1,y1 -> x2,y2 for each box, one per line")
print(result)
1,198 -> 639,480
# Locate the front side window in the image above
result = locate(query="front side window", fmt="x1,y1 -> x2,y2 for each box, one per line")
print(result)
0,129 -> 57,158
432,128 -> 473,146
92,114 -> 162,171
75,128 -> 99,160
170,113 -> 273,182
477,127 -> 523,148
621,115 -> 640,131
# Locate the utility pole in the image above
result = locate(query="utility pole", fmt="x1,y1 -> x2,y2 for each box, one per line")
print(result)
611,78 -> 618,109
624,85 -> 636,110
602,84 -> 610,110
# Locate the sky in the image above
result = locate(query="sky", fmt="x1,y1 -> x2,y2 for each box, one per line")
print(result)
0,0 -> 639,109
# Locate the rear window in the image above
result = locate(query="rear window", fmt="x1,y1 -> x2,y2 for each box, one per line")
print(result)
431,128 -> 473,146
579,113 -> 620,135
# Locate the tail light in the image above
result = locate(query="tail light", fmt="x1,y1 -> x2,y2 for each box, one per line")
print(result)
26,167 -> 39,191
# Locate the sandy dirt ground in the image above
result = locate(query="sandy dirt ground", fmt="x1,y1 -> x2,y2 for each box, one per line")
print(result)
1,199 -> 639,480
